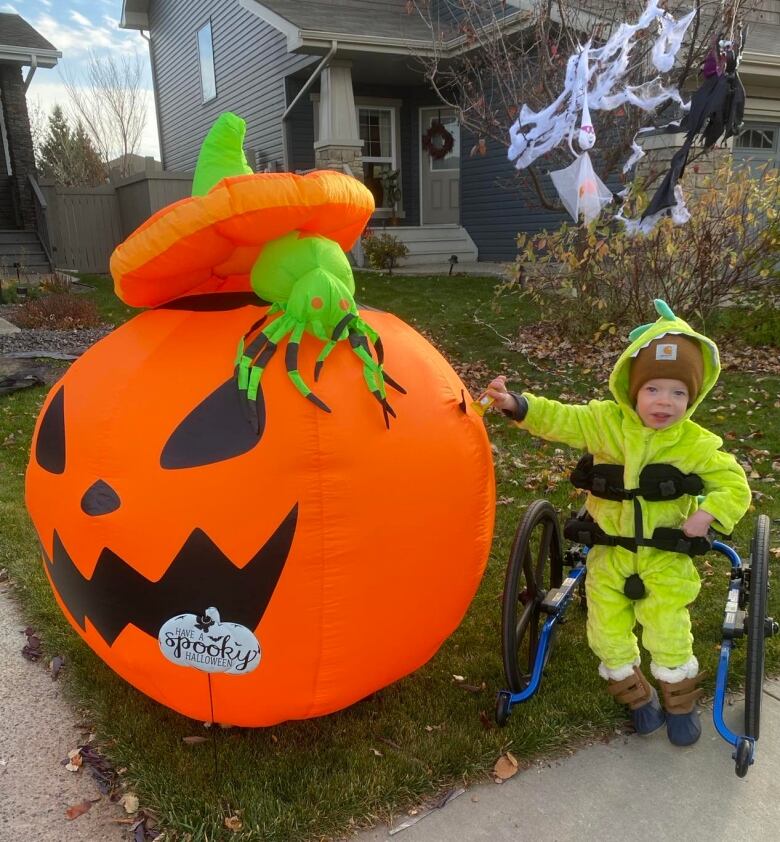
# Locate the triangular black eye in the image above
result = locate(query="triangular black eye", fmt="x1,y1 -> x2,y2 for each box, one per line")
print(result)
161,378 -> 265,469
36,385 -> 66,474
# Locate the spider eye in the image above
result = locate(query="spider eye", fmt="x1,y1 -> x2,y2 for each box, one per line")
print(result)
339,299 -> 350,311
311,297 -> 324,310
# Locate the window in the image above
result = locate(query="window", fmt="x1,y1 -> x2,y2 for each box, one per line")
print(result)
359,107 -> 395,210
197,21 -> 217,103
735,127 -> 776,150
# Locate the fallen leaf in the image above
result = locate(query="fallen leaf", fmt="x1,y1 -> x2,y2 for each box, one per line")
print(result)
452,674 -> 465,682
21,627 -> 42,661
224,815 -> 243,832
66,800 -> 93,820
182,736 -> 208,745
122,793 -> 140,814
370,747 -> 383,757
456,682 -> 485,694
479,710 -> 496,730
50,655 -> 65,680
493,751 -> 519,781
65,748 -> 83,772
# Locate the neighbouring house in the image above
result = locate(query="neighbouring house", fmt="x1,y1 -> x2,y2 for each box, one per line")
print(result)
120,1 -> 780,265
0,13 -> 60,274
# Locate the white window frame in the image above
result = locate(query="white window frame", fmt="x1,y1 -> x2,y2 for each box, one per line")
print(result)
197,20 -> 217,104
311,96 -> 402,216
735,124 -> 777,152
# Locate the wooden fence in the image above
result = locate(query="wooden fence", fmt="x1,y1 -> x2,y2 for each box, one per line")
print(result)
39,171 -> 193,274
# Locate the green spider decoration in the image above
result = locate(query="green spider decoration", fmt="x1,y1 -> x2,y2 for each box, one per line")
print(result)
235,231 -> 405,427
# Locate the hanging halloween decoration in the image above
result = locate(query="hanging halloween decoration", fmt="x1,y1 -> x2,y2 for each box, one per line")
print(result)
422,119 -> 455,160
26,113 -> 495,727
619,26 -> 747,235
507,0 -> 696,229
550,153 -> 614,225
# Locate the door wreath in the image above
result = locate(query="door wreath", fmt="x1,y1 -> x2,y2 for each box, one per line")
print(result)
422,120 -> 455,160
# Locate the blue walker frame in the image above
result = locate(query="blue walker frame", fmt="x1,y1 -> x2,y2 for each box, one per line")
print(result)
495,507 -> 775,778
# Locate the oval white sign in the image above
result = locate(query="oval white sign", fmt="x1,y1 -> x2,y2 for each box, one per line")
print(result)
158,607 -> 261,675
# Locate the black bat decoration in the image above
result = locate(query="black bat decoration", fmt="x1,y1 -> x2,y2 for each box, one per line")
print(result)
642,28 -> 746,221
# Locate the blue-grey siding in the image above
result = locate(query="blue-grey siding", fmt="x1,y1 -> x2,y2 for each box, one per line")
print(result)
148,0 -> 315,172
461,131 -> 568,261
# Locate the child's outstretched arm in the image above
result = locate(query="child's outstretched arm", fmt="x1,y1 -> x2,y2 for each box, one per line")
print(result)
483,375 -> 616,454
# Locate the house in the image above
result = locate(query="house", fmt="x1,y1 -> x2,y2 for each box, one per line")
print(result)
0,13 -> 60,274
120,1 -> 780,264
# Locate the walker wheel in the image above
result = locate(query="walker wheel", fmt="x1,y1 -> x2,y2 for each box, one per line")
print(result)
735,737 -> 753,778
745,515 -> 770,739
501,500 -> 564,693
495,692 -> 512,727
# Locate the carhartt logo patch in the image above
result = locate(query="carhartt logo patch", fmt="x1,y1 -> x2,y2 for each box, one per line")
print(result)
656,343 -> 677,361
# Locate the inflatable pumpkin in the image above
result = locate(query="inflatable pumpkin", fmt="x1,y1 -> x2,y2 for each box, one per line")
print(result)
25,114 -> 495,726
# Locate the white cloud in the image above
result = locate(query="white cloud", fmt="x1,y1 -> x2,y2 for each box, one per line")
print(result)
1,4 -> 19,13
30,11 -> 146,60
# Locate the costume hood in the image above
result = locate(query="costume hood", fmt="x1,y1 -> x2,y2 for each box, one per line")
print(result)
609,299 -> 720,423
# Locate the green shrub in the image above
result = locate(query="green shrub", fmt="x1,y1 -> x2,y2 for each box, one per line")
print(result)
505,159 -> 780,338
14,293 -> 101,329
361,230 -> 409,274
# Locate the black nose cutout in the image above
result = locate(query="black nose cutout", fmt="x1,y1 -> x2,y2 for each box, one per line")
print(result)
81,480 -> 121,516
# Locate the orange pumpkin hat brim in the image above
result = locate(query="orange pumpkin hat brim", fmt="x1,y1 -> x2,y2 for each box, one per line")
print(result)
110,170 -> 375,309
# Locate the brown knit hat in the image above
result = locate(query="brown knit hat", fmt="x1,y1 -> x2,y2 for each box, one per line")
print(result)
628,334 -> 704,404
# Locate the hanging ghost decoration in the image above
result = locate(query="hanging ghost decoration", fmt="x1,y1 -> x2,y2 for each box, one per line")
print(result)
507,0 -> 697,230
550,153 -> 613,225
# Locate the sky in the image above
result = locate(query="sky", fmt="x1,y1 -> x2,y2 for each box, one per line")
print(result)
11,0 -> 161,158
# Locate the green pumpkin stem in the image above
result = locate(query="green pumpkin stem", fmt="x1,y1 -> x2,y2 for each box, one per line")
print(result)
191,112 -> 253,197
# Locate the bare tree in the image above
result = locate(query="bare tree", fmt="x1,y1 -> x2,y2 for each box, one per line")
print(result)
61,51 -> 148,179
27,97 -> 49,167
409,0 -> 745,210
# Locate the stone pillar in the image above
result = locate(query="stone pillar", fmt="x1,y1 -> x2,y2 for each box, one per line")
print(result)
0,65 -> 37,230
313,60 -> 364,180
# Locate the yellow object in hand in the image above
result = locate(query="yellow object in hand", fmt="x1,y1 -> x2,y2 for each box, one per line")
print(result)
471,392 -> 495,417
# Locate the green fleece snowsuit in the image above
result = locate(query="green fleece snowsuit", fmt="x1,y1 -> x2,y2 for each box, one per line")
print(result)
514,303 -> 751,674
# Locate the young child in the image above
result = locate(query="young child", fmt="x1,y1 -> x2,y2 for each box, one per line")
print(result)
485,300 -> 751,745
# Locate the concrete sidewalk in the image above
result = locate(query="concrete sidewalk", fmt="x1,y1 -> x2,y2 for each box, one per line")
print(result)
0,584 -> 126,842
355,683 -> 780,841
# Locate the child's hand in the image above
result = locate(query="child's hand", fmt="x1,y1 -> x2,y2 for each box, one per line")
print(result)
682,509 -> 715,538
485,375 -> 518,413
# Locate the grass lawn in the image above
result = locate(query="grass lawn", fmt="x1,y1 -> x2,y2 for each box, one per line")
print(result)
1,272 -> 778,841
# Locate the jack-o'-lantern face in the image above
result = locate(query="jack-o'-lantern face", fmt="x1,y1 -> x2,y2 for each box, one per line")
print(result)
26,294 -> 494,727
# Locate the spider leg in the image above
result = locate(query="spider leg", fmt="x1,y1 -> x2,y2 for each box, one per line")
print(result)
314,313 -> 356,382
355,318 -> 406,395
348,328 -> 395,428
286,324 -> 331,413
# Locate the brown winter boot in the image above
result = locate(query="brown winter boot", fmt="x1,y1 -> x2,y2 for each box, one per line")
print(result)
607,667 -> 665,735
659,673 -> 706,747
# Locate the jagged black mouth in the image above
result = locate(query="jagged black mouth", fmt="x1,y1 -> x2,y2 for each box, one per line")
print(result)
40,505 -> 298,646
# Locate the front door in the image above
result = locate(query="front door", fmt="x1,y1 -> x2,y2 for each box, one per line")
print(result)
420,107 -> 460,225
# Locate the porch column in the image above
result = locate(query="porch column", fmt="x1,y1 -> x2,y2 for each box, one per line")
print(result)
314,60 -> 364,180
0,66 -> 37,229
